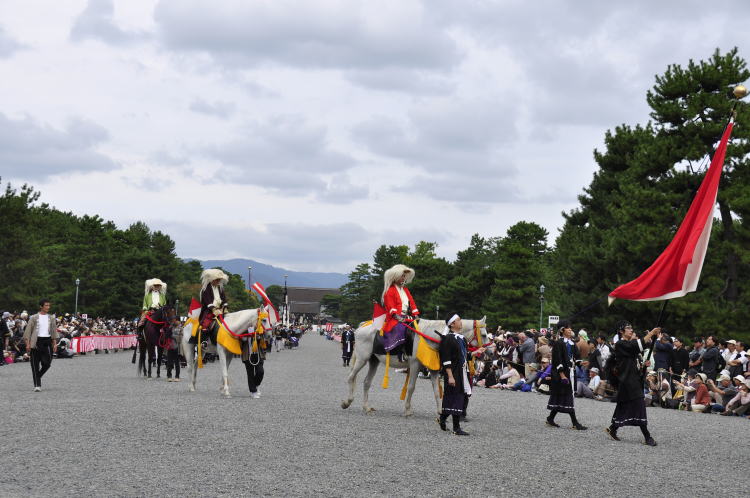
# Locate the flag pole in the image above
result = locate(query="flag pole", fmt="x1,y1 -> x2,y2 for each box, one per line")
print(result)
641,300 -> 668,378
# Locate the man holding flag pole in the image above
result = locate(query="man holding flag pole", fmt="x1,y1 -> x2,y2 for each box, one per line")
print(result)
605,84 -> 746,446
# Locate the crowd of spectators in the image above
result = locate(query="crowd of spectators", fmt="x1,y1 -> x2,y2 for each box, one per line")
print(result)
470,326 -> 750,418
1,310 -> 137,365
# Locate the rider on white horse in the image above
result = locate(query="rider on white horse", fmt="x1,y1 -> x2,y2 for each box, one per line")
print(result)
199,269 -> 228,333
382,264 -> 420,362
138,278 -> 166,329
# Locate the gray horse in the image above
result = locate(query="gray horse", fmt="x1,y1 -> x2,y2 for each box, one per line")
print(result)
341,317 -> 487,416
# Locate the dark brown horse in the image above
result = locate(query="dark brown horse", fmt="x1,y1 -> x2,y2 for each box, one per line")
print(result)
136,305 -> 175,378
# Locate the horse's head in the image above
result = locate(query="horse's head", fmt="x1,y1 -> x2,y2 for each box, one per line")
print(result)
465,316 -> 488,350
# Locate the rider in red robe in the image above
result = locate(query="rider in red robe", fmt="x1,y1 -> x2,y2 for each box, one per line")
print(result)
382,264 -> 419,360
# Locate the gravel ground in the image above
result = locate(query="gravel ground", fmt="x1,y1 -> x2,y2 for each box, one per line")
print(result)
1,335 -> 745,497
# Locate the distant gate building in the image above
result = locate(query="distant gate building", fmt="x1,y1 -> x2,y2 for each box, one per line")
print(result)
287,287 -> 341,323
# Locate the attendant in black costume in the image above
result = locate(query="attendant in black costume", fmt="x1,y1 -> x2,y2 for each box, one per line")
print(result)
606,322 -> 659,446
341,326 -> 355,367
546,322 -> 587,430
437,313 -> 470,436
242,334 -> 265,399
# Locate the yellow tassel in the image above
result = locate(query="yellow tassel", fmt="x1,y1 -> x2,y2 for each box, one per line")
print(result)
468,358 -> 475,377
400,370 -> 410,400
197,328 -> 203,369
438,380 -> 443,399
382,352 -> 390,389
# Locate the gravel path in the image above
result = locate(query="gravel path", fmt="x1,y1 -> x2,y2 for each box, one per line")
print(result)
1,335 -> 744,497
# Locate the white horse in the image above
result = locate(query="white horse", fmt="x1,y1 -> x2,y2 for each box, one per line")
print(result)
341,317 -> 487,416
181,307 -> 274,397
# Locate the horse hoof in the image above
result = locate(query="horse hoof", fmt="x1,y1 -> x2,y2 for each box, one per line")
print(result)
189,386 -> 195,392
404,411 -> 413,417
341,401 -> 350,409
364,407 -> 376,414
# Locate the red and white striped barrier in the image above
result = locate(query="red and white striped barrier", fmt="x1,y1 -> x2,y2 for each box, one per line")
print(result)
71,334 -> 138,353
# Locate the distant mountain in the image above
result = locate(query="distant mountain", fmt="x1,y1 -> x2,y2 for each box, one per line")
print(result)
193,258 -> 348,289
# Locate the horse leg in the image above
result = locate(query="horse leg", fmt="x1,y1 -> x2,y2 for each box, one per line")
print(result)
182,336 -> 196,392
430,370 -> 442,416
341,353 -> 367,409
217,346 -> 231,397
362,356 -> 380,414
403,358 -> 420,417
156,346 -> 163,378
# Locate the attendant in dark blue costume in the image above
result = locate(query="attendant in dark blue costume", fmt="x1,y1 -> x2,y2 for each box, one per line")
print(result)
437,313 -> 470,436
546,322 -> 588,430
606,322 -> 659,446
341,326 -> 355,367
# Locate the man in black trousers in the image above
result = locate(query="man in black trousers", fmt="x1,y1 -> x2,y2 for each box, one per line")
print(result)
23,299 -> 58,392
606,322 -> 659,446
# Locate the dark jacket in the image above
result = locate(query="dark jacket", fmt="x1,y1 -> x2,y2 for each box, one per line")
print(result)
671,347 -> 690,375
439,333 -> 468,393
550,338 -> 578,396
200,285 -> 226,320
653,340 -> 673,371
701,346 -> 720,379
613,338 -> 650,402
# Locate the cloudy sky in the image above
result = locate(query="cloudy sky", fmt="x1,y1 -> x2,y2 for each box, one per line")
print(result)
1,1 -> 748,273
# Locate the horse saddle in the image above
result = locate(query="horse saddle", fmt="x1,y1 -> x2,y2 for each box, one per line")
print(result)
188,321 -> 219,345
373,329 -> 414,357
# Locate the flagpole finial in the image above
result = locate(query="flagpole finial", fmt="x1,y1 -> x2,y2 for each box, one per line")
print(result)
733,85 -> 747,99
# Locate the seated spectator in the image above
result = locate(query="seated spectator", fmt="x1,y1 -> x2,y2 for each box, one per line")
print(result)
707,374 -> 738,413
576,367 -> 600,399
720,379 -> 750,417
536,337 -> 552,362
688,373 -> 712,413
535,358 -> 552,394
645,370 -> 672,407
489,362 -> 520,389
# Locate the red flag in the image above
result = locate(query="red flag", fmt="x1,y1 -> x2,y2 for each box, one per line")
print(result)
251,282 -> 280,321
372,302 -> 387,330
188,298 -> 201,319
609,122 -> 734,303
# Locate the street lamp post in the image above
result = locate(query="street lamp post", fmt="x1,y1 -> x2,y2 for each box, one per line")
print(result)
75,278 -> 80,316
436,304 -> 440,319
539,284 -> 545,331
175,299 -> 180,317
283,274 -> 288,326
247,266 -> 252,290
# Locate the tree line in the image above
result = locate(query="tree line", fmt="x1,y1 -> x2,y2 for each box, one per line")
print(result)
328,49 -> 750,342
0,183 -> 258,317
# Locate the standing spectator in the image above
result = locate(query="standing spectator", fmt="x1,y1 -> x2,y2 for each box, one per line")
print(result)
517,332 -> 536,380
653,332 -> 673,374
688,337 -> 704,372
722,340 -> 737,364
726,341 -> 747,378
0,312 -> 11,361
701,336 -> 720,381
166,318 -> 181,382
23,299 -> 58,392
671,337 -> 690,379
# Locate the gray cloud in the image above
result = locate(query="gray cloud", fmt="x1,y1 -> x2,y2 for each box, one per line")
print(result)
345,68 -> 456,96
200,116 -> 364,200
70,0 -> 148,45
189,98 -> 236,119
153,0 -> 461,73
352,97 -> 521,202
0,113 -> 116,179
0,26 -> 24,58
158,219 -> 374,272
